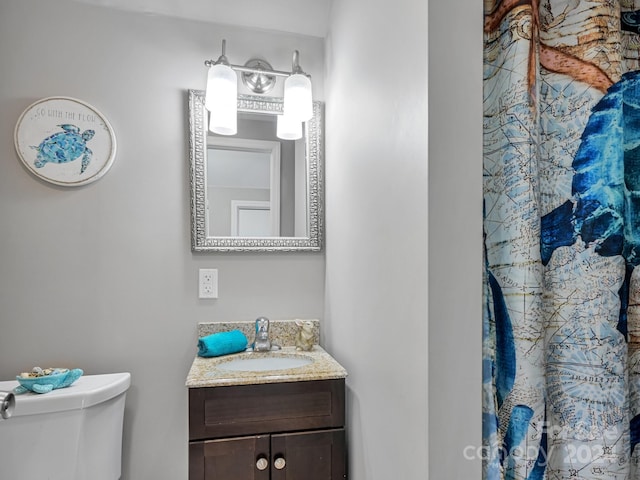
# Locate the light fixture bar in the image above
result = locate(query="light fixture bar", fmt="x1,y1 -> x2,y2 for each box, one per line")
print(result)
204,41 -> 310,80
204,61 -> 293,78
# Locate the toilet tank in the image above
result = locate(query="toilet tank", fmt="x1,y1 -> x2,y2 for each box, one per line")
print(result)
0,372 -> 131,480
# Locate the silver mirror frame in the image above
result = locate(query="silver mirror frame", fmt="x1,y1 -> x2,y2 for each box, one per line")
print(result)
188,90 -> 324,252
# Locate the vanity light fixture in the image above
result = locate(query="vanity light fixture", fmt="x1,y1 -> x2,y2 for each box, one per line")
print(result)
205,40 -> 238,136
284,50 -> 313,122
275,112 -> 303,140
276,112 -> 303,140
204,39 -> 313,140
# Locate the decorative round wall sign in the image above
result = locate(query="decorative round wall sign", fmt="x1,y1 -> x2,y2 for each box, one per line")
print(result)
14,96 -> 116,187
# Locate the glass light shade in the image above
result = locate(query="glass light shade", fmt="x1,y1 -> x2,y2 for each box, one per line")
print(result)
284,73 -> 313,122
276,113 -> 302,140
209,107 -> 237,136
205,64 -> 238,135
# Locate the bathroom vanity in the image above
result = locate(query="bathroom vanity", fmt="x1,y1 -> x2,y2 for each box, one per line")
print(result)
186,321 -> 347,480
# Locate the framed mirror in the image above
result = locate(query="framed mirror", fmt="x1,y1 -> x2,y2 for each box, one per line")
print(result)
188,90 -> 323,252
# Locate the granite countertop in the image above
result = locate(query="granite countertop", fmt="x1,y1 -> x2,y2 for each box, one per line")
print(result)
186,346 -> 347,388
186,320 -> 347,388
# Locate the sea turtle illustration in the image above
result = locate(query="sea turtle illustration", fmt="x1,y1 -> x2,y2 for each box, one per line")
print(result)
31,124 -> 95,174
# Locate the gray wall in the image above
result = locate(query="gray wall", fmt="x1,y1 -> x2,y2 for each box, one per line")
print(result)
325,0 -> 428,478
0,1 -> 324,479
428,0 -> 483,476
325,0 -> 482,479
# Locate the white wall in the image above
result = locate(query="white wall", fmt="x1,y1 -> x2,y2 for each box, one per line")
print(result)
325,0 -> 428,478
325,0 -> 482,478
0,1 -> 325,479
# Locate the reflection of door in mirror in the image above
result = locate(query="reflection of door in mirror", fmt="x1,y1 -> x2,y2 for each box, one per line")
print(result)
206,113 -> 307,238
231,200 -> 271,236
207,138 -> 280,237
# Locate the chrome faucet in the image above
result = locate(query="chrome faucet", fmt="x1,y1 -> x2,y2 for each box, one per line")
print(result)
253,317 -> 272,352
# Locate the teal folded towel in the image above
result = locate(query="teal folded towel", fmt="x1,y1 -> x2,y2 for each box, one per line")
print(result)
198,330 -> 248,357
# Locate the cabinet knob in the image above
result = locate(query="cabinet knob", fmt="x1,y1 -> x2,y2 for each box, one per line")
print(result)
256,457 -> 269,471
274,456 -> 286,470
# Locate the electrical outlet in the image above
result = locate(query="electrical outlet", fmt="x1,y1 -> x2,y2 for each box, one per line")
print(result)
198,269 -> 218,299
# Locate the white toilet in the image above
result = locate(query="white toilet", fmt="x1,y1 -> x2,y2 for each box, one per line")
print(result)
0,372 -> 130,480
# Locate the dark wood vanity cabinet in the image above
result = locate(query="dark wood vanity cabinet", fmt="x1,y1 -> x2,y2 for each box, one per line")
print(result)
189,429 -> 345,480
189,379 -> 346,480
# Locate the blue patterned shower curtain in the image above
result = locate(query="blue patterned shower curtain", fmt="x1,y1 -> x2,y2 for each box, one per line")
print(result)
483,1 -> 640,479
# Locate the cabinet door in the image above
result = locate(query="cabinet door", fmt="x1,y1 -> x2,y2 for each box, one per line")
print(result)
190,435 -> 270,480
271,429 -> 346,480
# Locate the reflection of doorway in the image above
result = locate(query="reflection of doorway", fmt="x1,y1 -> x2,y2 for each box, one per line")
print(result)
207,137 -> 281,237
230,200 -> 278,237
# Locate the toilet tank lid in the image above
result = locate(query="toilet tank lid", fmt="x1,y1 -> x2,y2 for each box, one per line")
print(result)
0,372 -> 131,417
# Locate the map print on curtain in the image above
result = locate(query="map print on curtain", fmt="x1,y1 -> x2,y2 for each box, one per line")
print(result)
483,1 -> 640,479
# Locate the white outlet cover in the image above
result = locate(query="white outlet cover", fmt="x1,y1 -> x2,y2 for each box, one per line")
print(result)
198,268 -> 218,299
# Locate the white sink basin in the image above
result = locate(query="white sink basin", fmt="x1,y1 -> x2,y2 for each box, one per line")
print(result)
217,355 -> 314,372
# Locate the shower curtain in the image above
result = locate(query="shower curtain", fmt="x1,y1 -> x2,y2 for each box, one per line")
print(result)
483,1 -> 640,479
